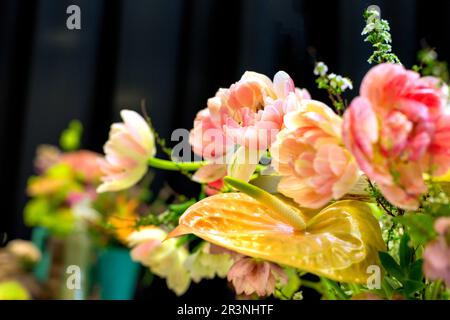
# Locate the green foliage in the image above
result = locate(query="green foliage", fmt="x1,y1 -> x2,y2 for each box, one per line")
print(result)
362,9 -> 400,64
366,179 -> 403,216
274,268 -> 302,300
379,248 -> 425,299
24,198 -> 75,237
378,233 -> 426,299
421,181 -> 450,218
137,198 -> 197,229
399,233 -> 413,269
415,47 -> 449,83
395,214 -> 437,247
60,120 -> 83,151
314,61 -> 353,114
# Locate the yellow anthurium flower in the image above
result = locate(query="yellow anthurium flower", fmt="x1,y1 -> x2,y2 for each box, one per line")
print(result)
169,177 -> 385,284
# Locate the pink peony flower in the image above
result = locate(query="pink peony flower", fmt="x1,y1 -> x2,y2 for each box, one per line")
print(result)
189,107 -> 232,161
343,63 -> 450,209
271,100 -> 360,209
423,217 -> 450,287
223,71 -> 307,151
190,71 -> 309,158
97,110 -> 156,193
227,256 -> 288,297
190,71 -> 309,182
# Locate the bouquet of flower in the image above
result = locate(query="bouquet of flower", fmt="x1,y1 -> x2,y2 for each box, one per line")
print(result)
90,7 -> 450,300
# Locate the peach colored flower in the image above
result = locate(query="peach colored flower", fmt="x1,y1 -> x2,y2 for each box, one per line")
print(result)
227,256 -> 287,297
60,150 -> 103,184
33,146 -> 102,184
97,110 -> 156,193
343,63 -> 450,210
271,100 -> 360,209
423,217 -> 450,287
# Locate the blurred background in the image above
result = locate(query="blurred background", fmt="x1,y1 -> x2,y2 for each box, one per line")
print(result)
0,0 -> 448,262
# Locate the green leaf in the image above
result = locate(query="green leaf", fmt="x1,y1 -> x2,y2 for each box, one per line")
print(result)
403,280 -> 425,296
381,277 -> 395,299
379,251 -> 404,281
60,120 -> 83,151
395,214 -> 436,246
399,233 -> 413,270
408,259 -> 424,282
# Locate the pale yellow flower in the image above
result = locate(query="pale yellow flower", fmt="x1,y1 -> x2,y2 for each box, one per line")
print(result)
128,227 -> 191,296
184,242 -> 234,283
6,240 -> 41,264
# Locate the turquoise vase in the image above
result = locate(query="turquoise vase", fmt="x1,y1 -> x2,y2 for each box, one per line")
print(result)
97,247 -> 140,300
31,227 -> 51,282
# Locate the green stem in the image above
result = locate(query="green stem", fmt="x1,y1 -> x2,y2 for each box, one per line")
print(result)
429,280 -> 442,300
321,278 -> 349,300
349,283 -> 361,295
301,280 -> 323,294
321,278 -> 337,300
148,157 -> 205,171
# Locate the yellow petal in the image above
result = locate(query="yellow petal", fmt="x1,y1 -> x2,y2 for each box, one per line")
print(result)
169,193 -> 385,284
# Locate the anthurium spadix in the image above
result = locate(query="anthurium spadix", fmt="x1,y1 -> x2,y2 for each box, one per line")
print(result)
169,177 -> 385,284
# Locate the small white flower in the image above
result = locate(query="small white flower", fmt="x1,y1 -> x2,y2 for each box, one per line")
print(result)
314,62 -> 328,77
340,78 -> 353,91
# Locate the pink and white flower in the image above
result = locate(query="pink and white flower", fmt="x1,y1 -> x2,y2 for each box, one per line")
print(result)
343,63 -> 450,209
128,227 -> 191,296
97,110 -> 156,193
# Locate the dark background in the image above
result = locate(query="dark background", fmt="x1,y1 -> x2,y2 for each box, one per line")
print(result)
1,0 -> 449,301
0,0 -> 448,241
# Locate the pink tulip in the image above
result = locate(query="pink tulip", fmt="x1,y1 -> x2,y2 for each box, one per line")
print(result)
343,63 -> 450,209
97,110 -> 156,193
271,100 -> 360,209
227,256 -> 287,297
